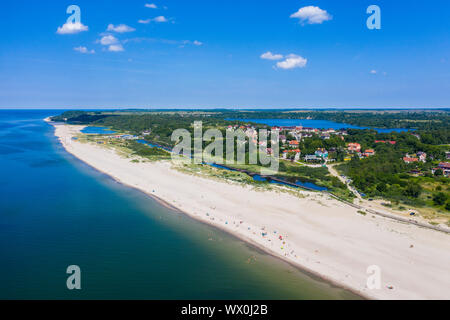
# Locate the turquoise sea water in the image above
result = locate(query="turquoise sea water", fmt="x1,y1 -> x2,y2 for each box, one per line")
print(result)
0,110 -> 360,300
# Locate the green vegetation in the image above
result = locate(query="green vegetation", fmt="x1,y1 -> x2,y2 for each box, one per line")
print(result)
310,126 -> 450,219
217,109 -> 450,131
52,111 -> 254,148
52,109 -> 449,219
125,140 -> 170,159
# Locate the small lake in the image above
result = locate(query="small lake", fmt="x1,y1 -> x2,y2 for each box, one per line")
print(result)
228,118 -> 411,133
137,139 -> 173,152
81,126 -> 117,134
135,141 -> 328,192
253,174 -> 328,191
210,164 -> 328,192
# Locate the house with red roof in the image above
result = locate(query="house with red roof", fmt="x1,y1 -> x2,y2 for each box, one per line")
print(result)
417,152 -> 427,163
347,143 -> 361,152
363,149 -> 375,157
432,162 -> 450,177
403,156 -> 419,164
375,140 -> 396,145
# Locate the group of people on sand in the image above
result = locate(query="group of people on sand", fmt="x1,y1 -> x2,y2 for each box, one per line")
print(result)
204,209 -> 300,260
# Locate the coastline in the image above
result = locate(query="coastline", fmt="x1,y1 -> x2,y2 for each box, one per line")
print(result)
48,119 -> 450,300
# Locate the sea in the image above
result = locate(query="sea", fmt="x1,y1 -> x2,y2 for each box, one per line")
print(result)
0,110 -> 360,299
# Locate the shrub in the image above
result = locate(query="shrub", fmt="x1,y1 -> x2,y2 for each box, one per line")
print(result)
433,192 -> 447,206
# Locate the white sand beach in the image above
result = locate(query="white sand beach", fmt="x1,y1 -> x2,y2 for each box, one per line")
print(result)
51,122 -> 450,300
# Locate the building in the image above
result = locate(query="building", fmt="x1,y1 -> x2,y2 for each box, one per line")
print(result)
305,155 -> 320,162
375,140 -> 396,145
282,149 -> 301,160
347,143 -> 361,152
363,149 -> 375,157
289,140 -> 299,148
293,149 -> 301,161
403,156 -> 419,164
245,128 -> 257,138
315,148 -> 328,159
432,162 -> 450,177
417,152 -> 427,163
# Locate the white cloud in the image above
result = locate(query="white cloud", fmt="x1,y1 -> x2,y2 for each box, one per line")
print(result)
261,51 -> 283,60
97,35 -> 125,52
122,37 -> 202,48
74,46 -> 95,54
107,24 -> 135,33
108,44 -> 124,52
138,16 -> 168,24
153,16 -> 168,22
145,3 -> 157,9
179,40 -> 203,48
290,6 -> 332,25
99,35 -> 119,45
276,54 -> 307,70
370,70 -> 388,76
56,22 -> 88,34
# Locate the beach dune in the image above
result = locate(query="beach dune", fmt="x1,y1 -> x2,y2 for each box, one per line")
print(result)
52,122 -> 450,300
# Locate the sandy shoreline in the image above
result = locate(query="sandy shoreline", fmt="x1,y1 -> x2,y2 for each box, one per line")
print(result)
49,120 -> 450,300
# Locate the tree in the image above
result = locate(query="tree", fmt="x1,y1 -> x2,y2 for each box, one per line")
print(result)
404,182 -> 422,198
433,192 -> 447,206
376,182 -> 387,193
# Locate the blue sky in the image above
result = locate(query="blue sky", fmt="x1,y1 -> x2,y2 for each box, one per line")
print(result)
0,0 -> 449,109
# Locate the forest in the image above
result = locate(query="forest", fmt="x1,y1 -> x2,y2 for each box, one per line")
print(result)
51,110 -> 449,212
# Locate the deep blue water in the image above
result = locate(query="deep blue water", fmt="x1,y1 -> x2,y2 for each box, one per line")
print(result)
0,110 -> 359,300
209,164 -> 327,191
81,127 -> 116,134
254,175 -> 328,192
229,118 -> 411,133
136,143 -> 327,191
137,139 -> 172,152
